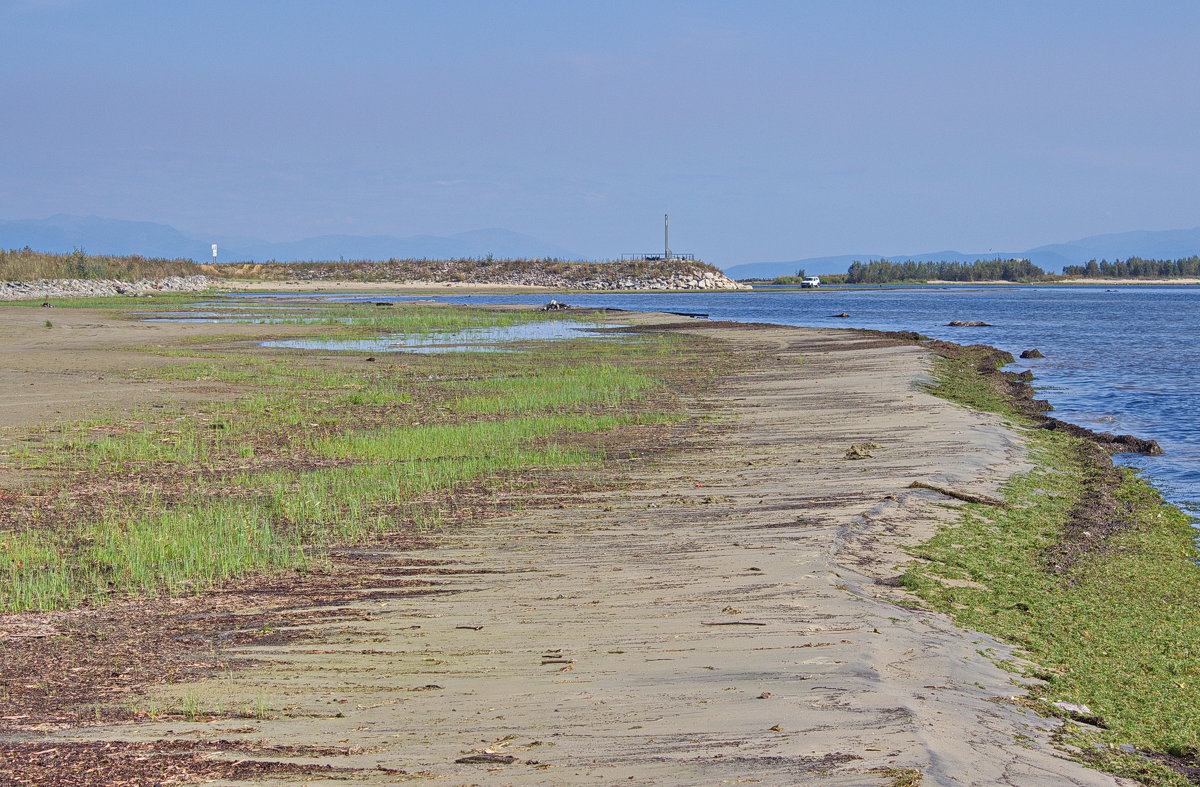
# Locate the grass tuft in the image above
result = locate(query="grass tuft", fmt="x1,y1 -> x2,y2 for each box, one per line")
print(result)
0,300 -> 716,611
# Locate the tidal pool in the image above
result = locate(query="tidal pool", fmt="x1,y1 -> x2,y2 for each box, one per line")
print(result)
261,320 -> 618,354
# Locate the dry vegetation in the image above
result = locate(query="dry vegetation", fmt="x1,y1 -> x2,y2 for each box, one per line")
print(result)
203,256 -> 729,285
1,248 -> 731,287
0,249 -> 199,281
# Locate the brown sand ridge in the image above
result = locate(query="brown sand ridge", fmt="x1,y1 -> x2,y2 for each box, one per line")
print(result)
0,308 -> 1134,785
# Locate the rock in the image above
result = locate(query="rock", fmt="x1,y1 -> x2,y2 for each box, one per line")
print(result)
1036,418 -> 1164,456
541,299 -> 569,311
947,321 -> 993,327
829,312 -> 851,318
1020,349 -> 1045,359
844,442 -> 881,460
885,331 -> 926,341
1052,700 -> 1106,727
0,275 -> 216,301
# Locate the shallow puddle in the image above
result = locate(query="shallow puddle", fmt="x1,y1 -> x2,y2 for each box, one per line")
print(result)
261,320 -> 618,353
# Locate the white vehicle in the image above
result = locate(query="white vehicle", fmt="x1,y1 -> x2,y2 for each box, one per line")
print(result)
801,275 -> 821,288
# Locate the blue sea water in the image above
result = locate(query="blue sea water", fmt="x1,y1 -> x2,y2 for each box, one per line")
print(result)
385,285 -> 1198,518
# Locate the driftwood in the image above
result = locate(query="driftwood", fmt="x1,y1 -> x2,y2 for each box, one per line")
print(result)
456,754 -> 518,764
908,481 -> 1009,508
701,621 -> 767,627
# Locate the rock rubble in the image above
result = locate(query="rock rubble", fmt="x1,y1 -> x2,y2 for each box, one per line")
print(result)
215,259 -> 751,290
0,275 -> 216,301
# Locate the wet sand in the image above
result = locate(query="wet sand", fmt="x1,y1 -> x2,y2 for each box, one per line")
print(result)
0,305 -> 288,433
3,307 -> 1136,785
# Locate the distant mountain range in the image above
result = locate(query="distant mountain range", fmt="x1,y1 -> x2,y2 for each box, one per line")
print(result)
724,226 -> 1200,279
8,214 -> 1200,277
0,215 -> 579,262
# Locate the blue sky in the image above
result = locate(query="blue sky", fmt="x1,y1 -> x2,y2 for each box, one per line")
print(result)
2,0 -> 1198,265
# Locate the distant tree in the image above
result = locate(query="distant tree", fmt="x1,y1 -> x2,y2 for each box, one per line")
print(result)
843,258 -> 1045,284
1063,255 -> 1200,279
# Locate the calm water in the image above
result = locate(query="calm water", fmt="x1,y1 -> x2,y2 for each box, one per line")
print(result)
262,320 -> 617,354
370,285 -> 1197,517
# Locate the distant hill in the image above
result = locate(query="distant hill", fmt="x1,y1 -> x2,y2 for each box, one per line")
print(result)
726,226 -> 1200,279
0,215 -> 201,260
1023,227 -> 1200,270
0,215 -> 580,262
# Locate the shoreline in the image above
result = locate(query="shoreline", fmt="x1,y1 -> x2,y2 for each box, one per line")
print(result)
0,298 -> 1187,784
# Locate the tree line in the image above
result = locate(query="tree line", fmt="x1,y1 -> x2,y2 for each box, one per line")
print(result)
1060,257 -> 1200,278
845,258 -> 1046,284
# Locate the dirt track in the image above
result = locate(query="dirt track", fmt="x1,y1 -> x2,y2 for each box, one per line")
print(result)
28,317 -> 1134,786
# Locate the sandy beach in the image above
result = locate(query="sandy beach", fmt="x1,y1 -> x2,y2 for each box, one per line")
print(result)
0,302 -> 1140,786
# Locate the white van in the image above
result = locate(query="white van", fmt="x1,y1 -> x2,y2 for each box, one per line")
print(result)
801,276 -> 821,288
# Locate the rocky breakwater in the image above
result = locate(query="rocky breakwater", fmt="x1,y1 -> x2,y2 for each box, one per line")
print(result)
572,268 -> 750,290
228,258 -> 752,290
0,275 -> 217,301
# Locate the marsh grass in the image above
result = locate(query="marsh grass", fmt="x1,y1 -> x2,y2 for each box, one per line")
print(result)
0,301 -> 711,611
0,249 -> 198,281
7,293 -> 210,309
445,365 -> 659,415
913,349 -> 1200,784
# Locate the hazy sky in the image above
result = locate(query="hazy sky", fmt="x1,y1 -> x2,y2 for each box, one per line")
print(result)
3,0 -> 1198,265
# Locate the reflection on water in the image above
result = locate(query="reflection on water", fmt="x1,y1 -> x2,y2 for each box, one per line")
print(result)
181,286 -> 1200,518
261,320 -> 617,354
142,315 -> 330,324
410,285 -> 1200,517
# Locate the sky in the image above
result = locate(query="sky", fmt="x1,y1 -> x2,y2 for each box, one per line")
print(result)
2,0 -> 1199,266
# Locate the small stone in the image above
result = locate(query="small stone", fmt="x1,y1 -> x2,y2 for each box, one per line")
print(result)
1052,700 -> 1104,726
844,442 -> 881,460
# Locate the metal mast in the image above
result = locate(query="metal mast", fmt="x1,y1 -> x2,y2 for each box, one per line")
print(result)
664,214 -> 671,260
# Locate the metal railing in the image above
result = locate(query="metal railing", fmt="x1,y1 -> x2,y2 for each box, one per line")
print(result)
619,252 -> 696,261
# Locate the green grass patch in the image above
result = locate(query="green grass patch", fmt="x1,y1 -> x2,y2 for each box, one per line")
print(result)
4,293 -> 211,310
924,350 -> 1020,419
909,348 -> 1200,784
445,365 -> 659,415
0,300 -> 716,612
0,498 -> 304,611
